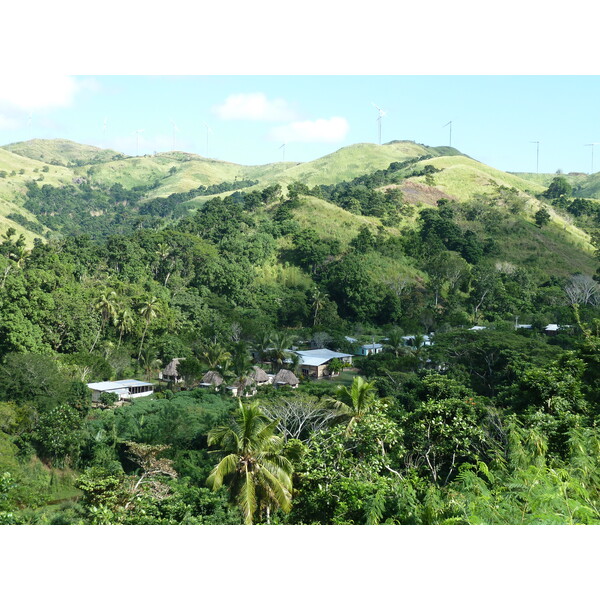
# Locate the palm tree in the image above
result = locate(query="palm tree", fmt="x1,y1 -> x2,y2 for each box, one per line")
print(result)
385,327 -> 405,357
9,246 -> 29,269
90,290 -> 118,352
207,400 -> 294,524
310,288 -> 326,327
138,347 -> 162,380
269,331 -> 295,370
137,296 -> 161,361
252,331 -> 272,365
407,333 -> 428,368
113,305 -> 135,349
230,341 -> 255,395
199,341 -> 232,370
331,376 -> 378,434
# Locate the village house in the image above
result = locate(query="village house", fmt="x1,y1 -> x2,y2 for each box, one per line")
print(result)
273,369 -> 300,388
402,334 -> 434,346
199,370 -> 224,390
357,342 -> 383,356
226,367 -> 272,397
227,376 -> 258,398
290,348 -> 353,379
159,358 -> 184,384
87,379 -> 154,403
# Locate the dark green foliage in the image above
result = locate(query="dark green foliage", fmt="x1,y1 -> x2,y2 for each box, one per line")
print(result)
535,207 -> 551,227
543,176 -> 572,200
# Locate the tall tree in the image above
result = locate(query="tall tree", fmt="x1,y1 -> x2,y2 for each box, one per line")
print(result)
207,400 -> 294,524
137,296 -> 160,360
91,290 -> 118,352
332,376 -> 378,434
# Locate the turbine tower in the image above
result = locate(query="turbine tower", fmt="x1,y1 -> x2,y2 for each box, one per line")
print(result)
279,142 -> 287,162
443,121 -> 453,147
103,117 -> 108,145
530,141 -> 540,174
584,143 -> 599,174
133,129 -> 144,155
372,103 -> 387,145
202,121 -> 212,157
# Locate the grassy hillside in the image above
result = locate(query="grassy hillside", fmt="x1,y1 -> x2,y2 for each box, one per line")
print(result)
511,171 -> 600,199
0,148 -> 75,203
262,141 -> 463,189
412,156 -> 594,255
418,156 -> 546,198
2,139 -> 126,166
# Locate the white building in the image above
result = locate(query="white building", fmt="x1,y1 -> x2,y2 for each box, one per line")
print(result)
87,379 -> 154,403
357,343 -> 384,356
289,348 -> 354,378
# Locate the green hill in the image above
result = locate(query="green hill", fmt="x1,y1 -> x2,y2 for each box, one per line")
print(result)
2,139 -> 126,167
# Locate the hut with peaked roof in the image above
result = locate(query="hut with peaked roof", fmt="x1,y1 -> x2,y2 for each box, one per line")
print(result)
273,369 -> 300,388
159,358 -> 184,384
251,366 -> 271,386
199,370 -> 224,390
227,376 -> 257,398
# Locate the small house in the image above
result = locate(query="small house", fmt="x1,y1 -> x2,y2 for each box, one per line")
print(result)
273,369 -> 300,388
291,348 -> 353,379
251,366 -> 272,386
199,370 -> 224,390
544,324 -> 560,335
88,379 -> 154,404
402,334 -> 433,347
357,342 -> 383,356
159,358 -> 184,384
227,376 -> 257,398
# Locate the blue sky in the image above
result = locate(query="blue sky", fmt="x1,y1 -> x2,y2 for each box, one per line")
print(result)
2,75 -> 600,174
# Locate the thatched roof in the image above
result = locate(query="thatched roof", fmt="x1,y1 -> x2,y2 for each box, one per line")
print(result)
162,358 -> 183,377
251,366 -> 270,383
273,369 -> 299,386
202,370 -> 224,386
228,376 -> 254,390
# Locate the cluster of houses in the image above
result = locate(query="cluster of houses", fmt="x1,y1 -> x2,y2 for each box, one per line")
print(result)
87,344 -> 364,404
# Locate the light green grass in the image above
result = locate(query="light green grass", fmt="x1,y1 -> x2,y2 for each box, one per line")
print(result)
2,138 -> 125,166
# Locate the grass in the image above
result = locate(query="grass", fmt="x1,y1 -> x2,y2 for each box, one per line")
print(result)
2,138 -> 125,166
418,155 -> 547,198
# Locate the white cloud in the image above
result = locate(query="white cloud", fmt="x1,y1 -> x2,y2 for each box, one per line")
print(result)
213,92 -> 297,121
0,75 -> 82,131
0,75 -> 79,112
269,116 -> 349,143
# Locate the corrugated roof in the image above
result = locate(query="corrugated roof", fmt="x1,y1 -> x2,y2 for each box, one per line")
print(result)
88,379 -> 153,392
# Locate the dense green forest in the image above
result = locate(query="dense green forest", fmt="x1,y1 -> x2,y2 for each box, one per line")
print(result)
1,140 -> 600,525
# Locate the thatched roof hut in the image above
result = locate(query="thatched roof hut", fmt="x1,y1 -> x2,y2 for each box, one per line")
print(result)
273,369 -> 300,387
162,358 -> 183,378
202,370 -> 224,387
251,366 -> 270,384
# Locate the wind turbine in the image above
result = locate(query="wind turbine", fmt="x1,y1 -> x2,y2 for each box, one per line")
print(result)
372,103 -> 387,145
279,142 -> 287,162
584,143 -> 599,174
103,117 -> 108,145
27,113 -> 33,133
530,141 -> 540,174
133,129 -> 144,155
169,118 -> 179,151
443,121 -> 453,147
202,121 -> 212,157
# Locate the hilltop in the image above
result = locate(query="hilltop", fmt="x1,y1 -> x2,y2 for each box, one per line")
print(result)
0,137 -> 596,282
2,139 -> 126,167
